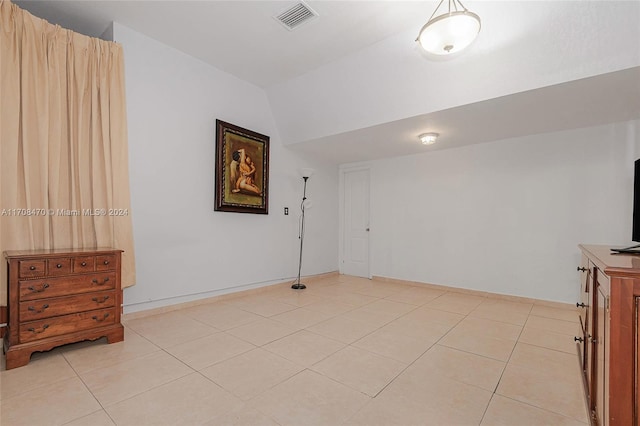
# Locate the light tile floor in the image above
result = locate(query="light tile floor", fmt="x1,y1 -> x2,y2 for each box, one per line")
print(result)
1,275 -> 589,425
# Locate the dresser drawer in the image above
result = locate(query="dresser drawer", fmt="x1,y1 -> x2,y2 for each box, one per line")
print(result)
47,258 -> 72,276
19,290 -> 116,321
96,255 -> 116,271
19,260 -> 46,278
19,308 -> 116,343
19,272 -> 117,301
73,256 -> 95,273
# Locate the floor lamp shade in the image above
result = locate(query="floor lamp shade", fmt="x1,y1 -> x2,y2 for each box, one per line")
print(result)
299,168 -> 315,179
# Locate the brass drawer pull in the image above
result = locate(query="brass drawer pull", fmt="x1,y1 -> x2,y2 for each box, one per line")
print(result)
91,277 -> 110,285
56,264 -> 62,268
29,265 -> 36,271
92,296 -> 110,304
92,313 -> 110,322
81,262 -> 87,266
27,283 -> 50,293
103,260 -> 110,265
27,304 -> 49,313
27,324 -> 50,334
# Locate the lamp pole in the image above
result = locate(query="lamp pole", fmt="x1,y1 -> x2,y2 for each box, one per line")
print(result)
292,176 -> 309,290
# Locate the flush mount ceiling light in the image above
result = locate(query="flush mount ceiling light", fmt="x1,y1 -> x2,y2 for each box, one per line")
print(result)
419,132 -> 439,145
416,0 -> 481,55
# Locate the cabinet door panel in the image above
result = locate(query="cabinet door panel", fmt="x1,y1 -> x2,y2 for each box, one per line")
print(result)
586,266 -> 596,395
636,297 -> 640,426
595,285 -> 607,425
578,254 -> 590,332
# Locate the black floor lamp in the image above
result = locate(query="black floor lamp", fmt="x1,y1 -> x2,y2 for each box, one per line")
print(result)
292,168 -> 314,290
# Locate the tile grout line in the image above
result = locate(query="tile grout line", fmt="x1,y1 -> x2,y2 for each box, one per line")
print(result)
60,351 -> 119,425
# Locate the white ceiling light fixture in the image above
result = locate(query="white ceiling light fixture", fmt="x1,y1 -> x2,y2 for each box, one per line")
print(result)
419,132 -> 439,145
416,0 -> 481,56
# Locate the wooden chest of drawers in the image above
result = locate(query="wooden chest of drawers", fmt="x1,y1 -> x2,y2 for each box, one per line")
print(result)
3,248 -> 124,369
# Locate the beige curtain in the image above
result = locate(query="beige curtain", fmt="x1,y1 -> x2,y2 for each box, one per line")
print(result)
0,0 -> 136,306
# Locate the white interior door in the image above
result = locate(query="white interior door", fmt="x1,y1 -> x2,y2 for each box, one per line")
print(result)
341,167 -> 370,278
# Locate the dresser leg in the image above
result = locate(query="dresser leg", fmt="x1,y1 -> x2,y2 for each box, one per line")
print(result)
5,348 -> 32,370
105,325 -> 124,344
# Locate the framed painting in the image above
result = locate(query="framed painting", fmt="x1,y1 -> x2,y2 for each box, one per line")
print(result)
214,120 -> 269,214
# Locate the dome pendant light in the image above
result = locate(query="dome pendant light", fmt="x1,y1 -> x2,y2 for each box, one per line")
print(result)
416,0 -> 481,55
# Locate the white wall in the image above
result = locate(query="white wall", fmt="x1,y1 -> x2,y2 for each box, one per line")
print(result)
112,23 -> 338,313
110,19 -> 639,310
364,120 -> 639,303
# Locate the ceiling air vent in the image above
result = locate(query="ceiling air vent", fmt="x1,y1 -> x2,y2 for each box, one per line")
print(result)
275,2 -> 318,30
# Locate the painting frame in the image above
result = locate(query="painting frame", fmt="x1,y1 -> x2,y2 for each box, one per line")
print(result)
214,120 -> 270,214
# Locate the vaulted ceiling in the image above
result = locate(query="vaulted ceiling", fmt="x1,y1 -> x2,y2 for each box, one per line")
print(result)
14,1 -> 640,163
14,1 -> 431,88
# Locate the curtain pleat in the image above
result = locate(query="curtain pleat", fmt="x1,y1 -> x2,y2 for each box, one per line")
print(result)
0,0 -> 136,306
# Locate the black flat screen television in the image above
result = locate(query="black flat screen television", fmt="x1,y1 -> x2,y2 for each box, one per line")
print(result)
611,159 -> 640,253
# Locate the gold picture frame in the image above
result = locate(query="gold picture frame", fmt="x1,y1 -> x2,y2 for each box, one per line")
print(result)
214,120 -> 269,214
